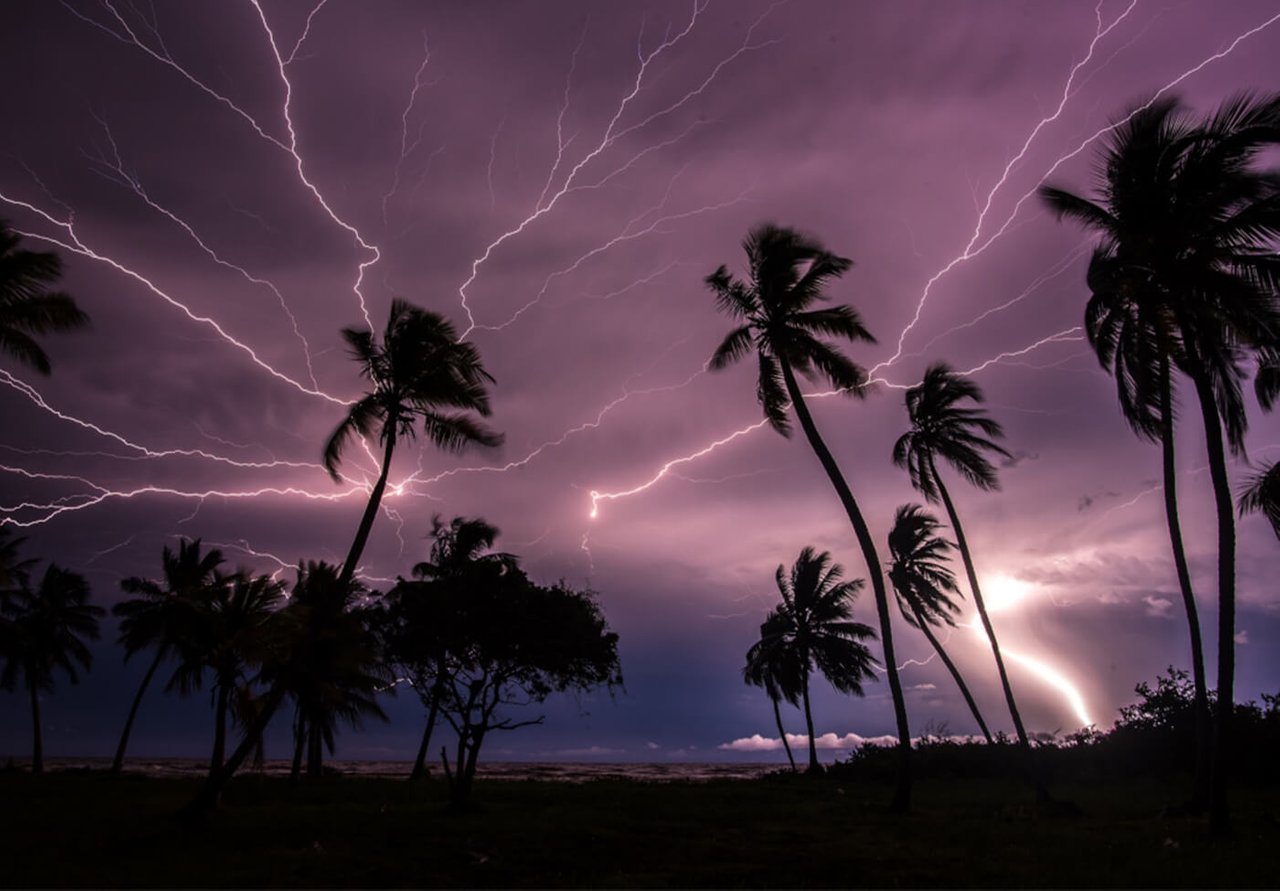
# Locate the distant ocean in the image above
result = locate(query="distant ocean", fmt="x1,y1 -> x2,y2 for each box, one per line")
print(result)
33,758 -> 778,783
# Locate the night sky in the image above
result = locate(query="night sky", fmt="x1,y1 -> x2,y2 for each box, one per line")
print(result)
2,0 -> 1279,765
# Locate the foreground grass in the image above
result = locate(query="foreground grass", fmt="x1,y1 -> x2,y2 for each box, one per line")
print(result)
1,770 -> 1277,887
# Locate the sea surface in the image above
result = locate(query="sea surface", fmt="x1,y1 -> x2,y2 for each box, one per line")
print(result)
34,757 -> 778,783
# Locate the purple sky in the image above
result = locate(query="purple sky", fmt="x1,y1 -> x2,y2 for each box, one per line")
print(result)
2,0 -> 1279,765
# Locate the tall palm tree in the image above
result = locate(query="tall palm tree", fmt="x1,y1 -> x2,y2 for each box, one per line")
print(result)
110,538 -> 225,773
887,504 -> 993,744
753,547 -> 878,774
707,223 -> 913,808
743,613 -> 803,772
0,565 -> 103,773
892,365 -> 1037,759
0,222 -> 89,375
324,300 -> 502,588
202,571 -> 284,774
1040,93 -> 1280,832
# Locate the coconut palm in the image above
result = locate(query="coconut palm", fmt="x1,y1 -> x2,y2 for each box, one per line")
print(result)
706,223 -> 913,808
754,547 -> 878,774
743,614 -> 803,772
0,565 -> 103,773
0,222 -> 89,375
887,504 -> 993,744
110,538 -> 225,773
1041,92 -> 1280,831
324,300 -> 502,589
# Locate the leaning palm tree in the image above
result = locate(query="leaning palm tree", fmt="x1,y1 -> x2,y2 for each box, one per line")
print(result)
892,366 -> 1037,756
887,504 -> 993,744
743,613 -> 803,772
110,538 -> 225,773
0,222 -> 89,375
1041,92 -> 1280,832
325,300 -> 502,589
754,547 -> 878,774
707,223 -> 913,808
0,565 -> 103,773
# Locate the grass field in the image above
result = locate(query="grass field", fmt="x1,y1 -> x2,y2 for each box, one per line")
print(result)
1,770 -> 1277,887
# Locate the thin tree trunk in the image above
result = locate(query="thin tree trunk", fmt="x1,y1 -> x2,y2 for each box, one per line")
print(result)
913,606 -> 993,744
1189,369 -> 1236,837
29,683 -> 43,775
183,683 -> 287,815
772,697 -> 797,772
210,684 -> 230,775
409,692 -> 440,781
111,648 -> 164,773
290,712 -> 305,783
338,413 -> 399,590
1158,358 -> 1211,809
307,721 -> 323,778
779,362 -> 911,810
801,671 -> 821,773
931,461 -> 1047,802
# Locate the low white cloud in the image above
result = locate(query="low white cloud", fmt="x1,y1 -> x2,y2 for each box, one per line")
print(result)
1144,596 -> 1174,618
645,741 -> 661,750
906,683 -> 938,692
1235,629 -> 1249,645
718,732 -> 898,752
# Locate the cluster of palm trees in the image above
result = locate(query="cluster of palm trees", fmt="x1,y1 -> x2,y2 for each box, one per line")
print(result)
733,91 -> 1280,834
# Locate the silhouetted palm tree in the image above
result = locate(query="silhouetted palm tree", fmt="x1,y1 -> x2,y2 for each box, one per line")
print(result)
325,300 -> 502,588
0,529 -> 36,601
754,547 -> 878,773
110,538 -> 225,773
0,565 -> 102,773
743,613 -> 803,772
0,222 -> 89,375
1041,93 -> 1280,831
707,223 -> 912,808
887,504 -> 993,744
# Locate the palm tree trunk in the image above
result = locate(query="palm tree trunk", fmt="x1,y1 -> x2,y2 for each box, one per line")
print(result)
307,721 -> 323,778
772,697 -> 797,772
111,648 -> 164,773
780,362 -> 911,810
801,670 -> 821,773
409,692 -> 440,781
210,684 -> 230,775
338,412 -> 399,589
913,606 -> 993,744
1188,369 -> 1236,837
290,712 -> 305,784
184,683 -> 287,815
29,683 -> 43,775
1158,358 -> 1211,808
931,461 -> 1046,802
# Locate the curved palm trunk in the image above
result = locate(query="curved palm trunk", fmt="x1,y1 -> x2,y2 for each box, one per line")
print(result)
409,691 -> 441,781
930,460 -> 1046,801
912,606 -> 993,744
772,697 -> 797,772
780,363 -> 911,810
1157,358 -> 1211,808
29,683 -> 43,775
307,720 -> 324,778
184,683 -> 288,815
111,648 -> 165,773
210,684 -> 230,775
338,411 -> 399,589
800,670 -> 821,774
1187,369 -> 1237,837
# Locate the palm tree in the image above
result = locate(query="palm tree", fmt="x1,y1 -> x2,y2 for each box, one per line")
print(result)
753,547 -> 878,774
0,222 -> 89,375
202,571 -> 284,774
1040,93 -> 1280,832
887,504 -> 993,744
892,365 -> 1040,761
0,565 -> 103,773
743,613 -> 803,772
706,223 -> 913,808
324,300 -> 502,588
110,538 -> 225,773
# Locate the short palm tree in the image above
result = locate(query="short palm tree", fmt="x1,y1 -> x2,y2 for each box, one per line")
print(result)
707,223 -> 913,808
887,504 -> 993,744
754,547 -> 878,773
0,564 -> 103,773
743,613 -> 803,772
110,538 -> 225,773
325,300 -> 502,589
0,222 -> 89,375
1041,92 -> 1280,832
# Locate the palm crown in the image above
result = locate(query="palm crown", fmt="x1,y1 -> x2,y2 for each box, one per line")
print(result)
0,222 -> 90,375
706,223 -> 875,435
887,504 -> 963,629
